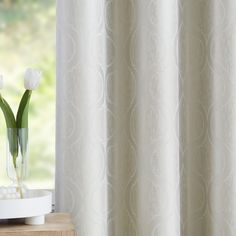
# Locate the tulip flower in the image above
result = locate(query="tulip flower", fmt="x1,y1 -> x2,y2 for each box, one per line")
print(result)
24,68 -> 42,90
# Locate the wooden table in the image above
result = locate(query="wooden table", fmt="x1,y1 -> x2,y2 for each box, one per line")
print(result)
0,213 -> 75,236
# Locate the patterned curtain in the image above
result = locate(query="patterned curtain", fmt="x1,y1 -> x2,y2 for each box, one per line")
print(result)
56,0 -> 236,235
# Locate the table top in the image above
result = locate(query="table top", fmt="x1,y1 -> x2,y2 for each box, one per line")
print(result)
0,213 -> 75,233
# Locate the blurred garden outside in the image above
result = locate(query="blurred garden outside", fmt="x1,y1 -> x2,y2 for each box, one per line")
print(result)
0,0 -> 55,188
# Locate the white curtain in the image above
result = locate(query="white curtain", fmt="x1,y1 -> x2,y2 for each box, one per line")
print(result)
56,0 -> 236,235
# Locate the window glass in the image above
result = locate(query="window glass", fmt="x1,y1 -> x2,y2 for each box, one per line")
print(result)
0,0 -> 55,188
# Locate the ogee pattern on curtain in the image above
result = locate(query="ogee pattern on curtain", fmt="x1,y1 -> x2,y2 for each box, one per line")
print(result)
56,0 -> 236,235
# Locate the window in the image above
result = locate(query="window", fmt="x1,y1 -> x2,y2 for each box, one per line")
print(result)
0,0 -> 55,189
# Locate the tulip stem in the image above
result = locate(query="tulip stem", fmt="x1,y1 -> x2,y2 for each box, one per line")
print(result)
16,171 -> 23,199
13,154 -> 23,199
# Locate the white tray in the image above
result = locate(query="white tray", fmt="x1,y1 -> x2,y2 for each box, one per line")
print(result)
0,189 -> 52,225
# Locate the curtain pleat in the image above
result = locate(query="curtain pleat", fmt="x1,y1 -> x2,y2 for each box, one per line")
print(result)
56,0 -> 236,235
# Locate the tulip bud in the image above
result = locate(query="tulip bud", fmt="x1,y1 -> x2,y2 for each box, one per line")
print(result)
0,75 -> 3,89
24,68 -> 42,90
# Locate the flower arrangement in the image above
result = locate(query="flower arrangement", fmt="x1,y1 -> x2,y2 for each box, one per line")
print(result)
0,68 -> 42,198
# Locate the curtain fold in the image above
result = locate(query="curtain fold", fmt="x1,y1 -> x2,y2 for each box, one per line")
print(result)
56,0 -> 236,235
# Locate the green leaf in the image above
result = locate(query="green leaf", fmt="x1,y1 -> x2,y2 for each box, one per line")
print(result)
16,90 -> 32,157
0,95 -> 18,165
16,90 -> 32,128
7,128 -> 18,168
0,95 -> 17,128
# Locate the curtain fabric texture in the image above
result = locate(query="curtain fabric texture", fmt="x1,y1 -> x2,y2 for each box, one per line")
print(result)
56,0 -> 236,235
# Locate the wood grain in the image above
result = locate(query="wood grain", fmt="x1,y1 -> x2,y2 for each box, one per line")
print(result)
0,213 -> 75,236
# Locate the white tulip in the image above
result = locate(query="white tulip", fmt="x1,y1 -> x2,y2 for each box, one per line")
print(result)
24,68 -> 42,90
0,75 -> 3,89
